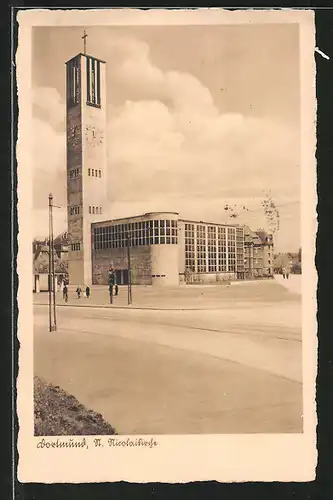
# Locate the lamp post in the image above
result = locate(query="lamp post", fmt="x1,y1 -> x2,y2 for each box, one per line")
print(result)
48,193 -> 57,332
48,198 -> 52,331
127,232 -> 132,305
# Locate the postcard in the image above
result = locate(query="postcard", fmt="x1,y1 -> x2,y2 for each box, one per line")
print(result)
16,8 -> 317,483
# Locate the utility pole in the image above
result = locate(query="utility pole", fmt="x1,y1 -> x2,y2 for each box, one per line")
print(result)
48,196 -> 52,332
127,233 -> 132,305
48,193 -> 57,331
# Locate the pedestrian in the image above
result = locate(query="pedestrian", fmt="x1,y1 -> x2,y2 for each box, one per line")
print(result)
282,267 -> 286,279
85,285 -> 90,298
63,284 -> 68,302
108,268 -> 116,303
286,270 -> 289,280
76,285 -> 82,299
109,283 -> 113,304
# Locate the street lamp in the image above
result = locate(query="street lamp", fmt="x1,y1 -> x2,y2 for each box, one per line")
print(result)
48,194 -> 62,331
48,193 -> 57,332
127,232 -> 132,305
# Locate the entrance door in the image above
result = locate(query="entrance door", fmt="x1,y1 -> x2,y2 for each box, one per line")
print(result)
116,269 -> 128,285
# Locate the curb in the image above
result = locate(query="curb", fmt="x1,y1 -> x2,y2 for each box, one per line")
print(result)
34,303 -> 234,312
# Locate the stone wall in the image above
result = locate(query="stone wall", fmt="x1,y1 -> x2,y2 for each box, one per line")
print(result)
92,246 -> 152,285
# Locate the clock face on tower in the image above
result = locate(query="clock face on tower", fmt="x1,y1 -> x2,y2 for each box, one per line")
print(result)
85,125 -> 104,148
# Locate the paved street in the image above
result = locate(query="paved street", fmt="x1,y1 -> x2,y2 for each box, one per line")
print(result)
274,274 -> 302,295
34,279 -> 302,434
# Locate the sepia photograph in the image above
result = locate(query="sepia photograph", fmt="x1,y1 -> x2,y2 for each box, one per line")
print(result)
17,8 -> 317,483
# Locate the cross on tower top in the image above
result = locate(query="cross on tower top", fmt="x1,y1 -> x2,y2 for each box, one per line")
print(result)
82,30 -> 88,54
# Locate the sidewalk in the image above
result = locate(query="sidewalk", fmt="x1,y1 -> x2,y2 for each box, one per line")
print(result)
34,279 -> 300,311
274,274 -> 302,295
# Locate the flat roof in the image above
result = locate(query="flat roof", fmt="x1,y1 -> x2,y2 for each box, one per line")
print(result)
91,212 -> 241,229
91,212 -> 179,226
179,218 -> 241,228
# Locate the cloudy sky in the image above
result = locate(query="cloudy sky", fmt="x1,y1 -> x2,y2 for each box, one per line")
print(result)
32,24 -> 300,251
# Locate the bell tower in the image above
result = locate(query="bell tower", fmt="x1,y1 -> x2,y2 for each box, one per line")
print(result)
65,34 -> 107,286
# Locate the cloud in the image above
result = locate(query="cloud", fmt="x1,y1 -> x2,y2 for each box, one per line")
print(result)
32,35 -> 300,250
32,86 -> 65,131
32,88 -> 67,211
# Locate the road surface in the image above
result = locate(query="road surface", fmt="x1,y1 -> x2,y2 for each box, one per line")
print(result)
34,284 -> 302,434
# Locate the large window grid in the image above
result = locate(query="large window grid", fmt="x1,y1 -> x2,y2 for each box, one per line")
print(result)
236,228 -> 245,272
196,225 -> 207,273
185,224 -> 195,271
94,219 -> 178,250
218,227 -> 227,272
183,223 -> 242,274
228,227 -> 236,272
207,226 -> 217,272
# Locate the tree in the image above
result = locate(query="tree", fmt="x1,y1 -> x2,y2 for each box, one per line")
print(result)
261,194 -> 280,234
184,267 -> 194,283
55,260 -> 68,274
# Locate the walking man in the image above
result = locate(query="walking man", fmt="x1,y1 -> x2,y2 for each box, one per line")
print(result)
109,284 -> 113,304
76,285 -> 82,299
85,285 -> 90,299
108,267 -> 116,304
63,284 -> 68,303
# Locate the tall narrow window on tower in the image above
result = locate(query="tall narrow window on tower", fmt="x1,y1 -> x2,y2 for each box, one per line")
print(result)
66,56 -> 80,107
86,56 -> 101,107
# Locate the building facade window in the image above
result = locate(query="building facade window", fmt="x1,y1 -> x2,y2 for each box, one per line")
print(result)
207,226 -> 217,272
196,225 -> 206,273
71,242 -> 81,251
69,168 -> 80,179
66,56 -> 80,107
86,56 -> 101,107
88,168 -> 90,176
92,169 -> 94,176
218,227 -> 227,272
185,223 -> 195,271
236,227 -> 245,273
99,170 -> 101,177
184,222 -> 241,274
69,205 -> 80,216
228,227 -> 236,272
93,219 -> 178,250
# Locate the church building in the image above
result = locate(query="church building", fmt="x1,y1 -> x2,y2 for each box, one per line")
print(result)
65,42 -> 268,287
66,43 -> 108,286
